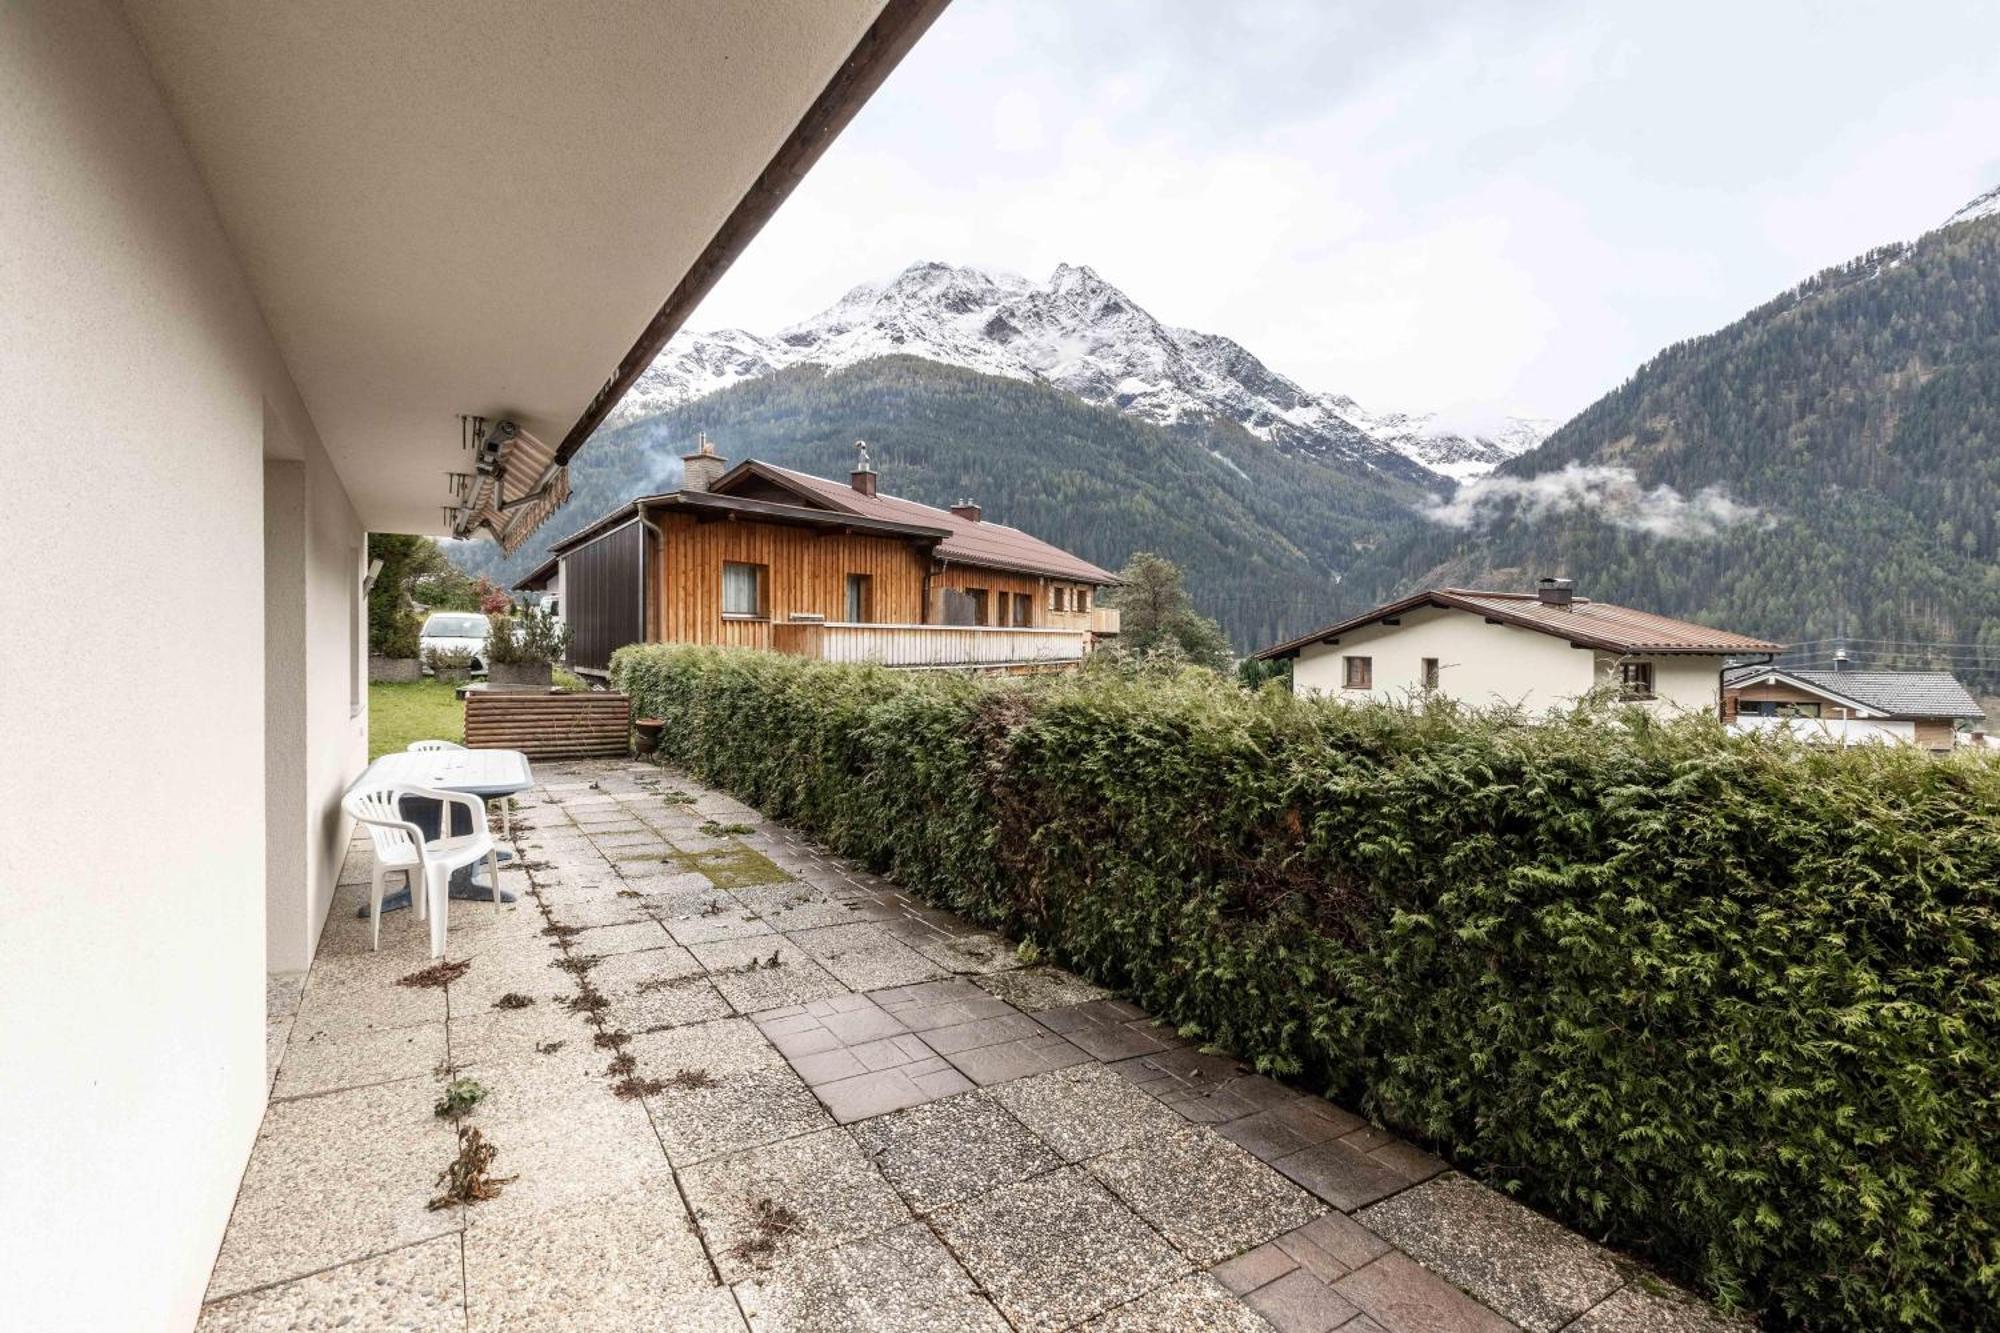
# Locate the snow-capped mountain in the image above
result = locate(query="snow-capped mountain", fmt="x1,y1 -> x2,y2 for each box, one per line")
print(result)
611,261 -> 1549,482
1940,183 -> 2000,230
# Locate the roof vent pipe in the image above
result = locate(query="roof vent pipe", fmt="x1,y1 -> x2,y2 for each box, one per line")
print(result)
850,439 -> 878,497
1537,576 -> 1574,607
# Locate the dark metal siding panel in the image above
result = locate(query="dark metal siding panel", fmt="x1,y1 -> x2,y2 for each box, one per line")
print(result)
565,521 -> 644,673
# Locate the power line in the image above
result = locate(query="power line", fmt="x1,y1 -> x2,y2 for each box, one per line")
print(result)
1779,637 -> 2000,650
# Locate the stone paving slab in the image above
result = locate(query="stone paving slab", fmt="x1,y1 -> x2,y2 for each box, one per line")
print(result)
1359,1174 -> 1625,1332
206,758 -> 1739,1333
848,1090 -> 1063,1214
1087,1124 -> 1326,1266
196,1233 -> 465,1331
734,1222 -> 1007,1332
932,1167 -> 1191,1330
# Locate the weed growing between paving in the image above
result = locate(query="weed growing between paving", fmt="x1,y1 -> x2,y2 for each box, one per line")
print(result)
728,1197 -> 804,1268
398,959 -> 471,989
434,1078 -> 488,1120
700,819 -> 756,837
493,992 -> 535,1010
428,1128 -> 515,1210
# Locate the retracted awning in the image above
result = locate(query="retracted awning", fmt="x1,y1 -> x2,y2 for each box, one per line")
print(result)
450,420 -> 573,554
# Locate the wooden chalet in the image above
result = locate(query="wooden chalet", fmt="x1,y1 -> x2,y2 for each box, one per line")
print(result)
516,439 -> 1120,675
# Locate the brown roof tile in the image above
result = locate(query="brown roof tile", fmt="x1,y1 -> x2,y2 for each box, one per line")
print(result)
746,463 -> 1118,584
1256,588 -> 1785,659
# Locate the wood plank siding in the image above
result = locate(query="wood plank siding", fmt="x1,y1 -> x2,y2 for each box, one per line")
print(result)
649,509 -> 931,650
464,691 -> 632,758
564,520 -> 645,673
930,563 -> 1098,631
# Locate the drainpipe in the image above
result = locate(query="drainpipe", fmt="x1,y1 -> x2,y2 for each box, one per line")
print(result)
637,507 -> 665,645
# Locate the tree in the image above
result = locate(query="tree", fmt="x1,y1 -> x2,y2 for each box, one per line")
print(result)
366,533 -> 483,655
1111,552 -> 1233,671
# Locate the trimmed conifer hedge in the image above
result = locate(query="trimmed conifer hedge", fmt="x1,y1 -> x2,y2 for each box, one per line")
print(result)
612,644 -> 2000,1331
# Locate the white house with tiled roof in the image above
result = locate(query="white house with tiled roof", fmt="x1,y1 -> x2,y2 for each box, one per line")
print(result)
1723,665 -> 1984,751
1254,580 -> 1784,716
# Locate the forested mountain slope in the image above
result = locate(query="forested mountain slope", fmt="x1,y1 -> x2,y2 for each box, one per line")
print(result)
449,357 -> 1423,649
1387,203 -> 2000,682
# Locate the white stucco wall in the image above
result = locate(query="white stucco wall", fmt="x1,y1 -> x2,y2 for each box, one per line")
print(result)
0,4 -> 363,1327
1592,653 -> 1727,717
1291,607 -> 1597,711
1291,607 -> 1731,717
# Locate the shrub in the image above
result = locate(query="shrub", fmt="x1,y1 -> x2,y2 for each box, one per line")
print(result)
380,609 -> 421,660
423,645 -> 475,672
485,607 -> 570,666
612,643 -> 2000,1332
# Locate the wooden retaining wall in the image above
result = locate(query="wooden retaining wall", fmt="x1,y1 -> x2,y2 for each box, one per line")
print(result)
464,691 -> 631,759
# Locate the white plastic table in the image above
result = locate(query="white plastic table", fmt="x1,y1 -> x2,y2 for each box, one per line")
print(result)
346,748 -> 534,913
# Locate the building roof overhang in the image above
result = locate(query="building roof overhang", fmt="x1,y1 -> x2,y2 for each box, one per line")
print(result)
120,0 -> 948,541
1718,668 -> 1889,718
1253,588 -> 1787,661
518,487 -> 953,586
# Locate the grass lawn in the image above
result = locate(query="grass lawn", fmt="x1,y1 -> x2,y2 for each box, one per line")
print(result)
368,679 -> 463,759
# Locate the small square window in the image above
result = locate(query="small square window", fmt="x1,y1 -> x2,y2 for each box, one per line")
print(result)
1050,586 -> 1066,612
1421,657 -> 1439,690
1619,661 -> 1655,698
722,562 -> 764,617
1343,655 -> 1373,689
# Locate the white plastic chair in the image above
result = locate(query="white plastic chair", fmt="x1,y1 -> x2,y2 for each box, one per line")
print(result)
408,738 -> 510,837
342,784 -> 501,957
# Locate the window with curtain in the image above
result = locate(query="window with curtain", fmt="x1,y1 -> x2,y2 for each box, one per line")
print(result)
722,562 -> 763,617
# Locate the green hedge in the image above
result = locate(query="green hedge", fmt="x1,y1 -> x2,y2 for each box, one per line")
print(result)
612,644 -> 2000,1331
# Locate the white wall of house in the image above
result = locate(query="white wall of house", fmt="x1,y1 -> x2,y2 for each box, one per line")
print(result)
1591,653 -> 1728,716
1291,608 -> 1595,710
1290,607 -> 1732,716
1730,715 -> 1919,745
0,5 -> 363,1328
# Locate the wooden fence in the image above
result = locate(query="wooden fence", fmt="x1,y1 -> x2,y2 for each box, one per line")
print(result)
463,690 -> 631,759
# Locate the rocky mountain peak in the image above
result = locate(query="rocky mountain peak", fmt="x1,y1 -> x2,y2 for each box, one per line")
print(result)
611,260 -> 1550,481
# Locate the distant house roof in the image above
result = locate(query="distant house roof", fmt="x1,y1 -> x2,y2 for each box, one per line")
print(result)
1254,588 -> 1787,660
716,461 -> 1118,584
1724,666 -> 1984,720
516,457 -> 1117,590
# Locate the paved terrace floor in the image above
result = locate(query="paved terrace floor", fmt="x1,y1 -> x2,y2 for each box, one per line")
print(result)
208,760 -> 1739,1332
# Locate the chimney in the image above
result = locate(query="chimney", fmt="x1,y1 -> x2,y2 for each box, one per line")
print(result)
950,498 -> 982,523
680,433 -> 725,492
1537,576 -> 1574,607
850,439 -> 878,498
1833,648 -> 1851,672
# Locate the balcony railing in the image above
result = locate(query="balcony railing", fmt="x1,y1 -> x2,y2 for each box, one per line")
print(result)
771,621 -> 1092,670
1090,606 -> 1121,636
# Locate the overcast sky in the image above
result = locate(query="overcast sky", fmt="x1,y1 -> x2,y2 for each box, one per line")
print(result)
692,0 -> 2000,427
